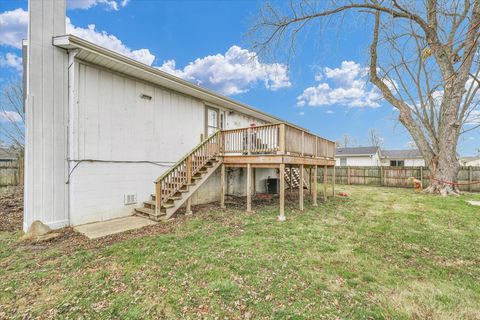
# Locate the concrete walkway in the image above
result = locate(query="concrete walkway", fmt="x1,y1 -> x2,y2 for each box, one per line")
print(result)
74,216 -> 157,239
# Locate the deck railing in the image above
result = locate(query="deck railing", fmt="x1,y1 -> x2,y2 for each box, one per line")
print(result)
154,131 -> 220,216
220,123 -> 335,158
154,123 -> 334,216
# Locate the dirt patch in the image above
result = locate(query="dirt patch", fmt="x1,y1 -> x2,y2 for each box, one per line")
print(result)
0,186 -> 23,232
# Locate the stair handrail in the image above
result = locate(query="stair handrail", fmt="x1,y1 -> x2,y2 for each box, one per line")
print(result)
155,130 -> 220,183
154,131 -> 220,216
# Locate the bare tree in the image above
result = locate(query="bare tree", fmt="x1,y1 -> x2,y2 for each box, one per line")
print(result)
336,132 -> 359,147
251,0 -> 480,195
0,80 -> 24,155
367,128 -> 384,147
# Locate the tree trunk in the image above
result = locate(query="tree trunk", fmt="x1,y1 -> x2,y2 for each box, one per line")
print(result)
424,156 -> 461,196
421,120 -> 461,196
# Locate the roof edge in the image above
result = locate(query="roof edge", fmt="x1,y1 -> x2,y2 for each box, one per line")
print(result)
53,34 -> 306,131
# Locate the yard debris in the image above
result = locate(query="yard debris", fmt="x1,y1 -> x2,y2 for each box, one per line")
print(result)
0,186 -> 23,232
467,200 -> 480,206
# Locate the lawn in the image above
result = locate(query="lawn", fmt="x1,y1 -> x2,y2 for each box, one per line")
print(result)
1,185 -> 480,319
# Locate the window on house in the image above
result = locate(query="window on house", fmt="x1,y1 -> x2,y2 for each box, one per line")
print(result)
390,160 -> 405,167
340,158 -> 347,166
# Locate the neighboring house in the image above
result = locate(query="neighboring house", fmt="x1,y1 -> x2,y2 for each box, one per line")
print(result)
22,1 -> 335,231
335,147 -> 381,166
335,147 -> 426,167
0,147 -> 17,166
459,156 -> 480,166
380,149 -> 426,167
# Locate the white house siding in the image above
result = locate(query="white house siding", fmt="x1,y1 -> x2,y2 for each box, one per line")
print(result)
71,62 -> 205,225
335,155 -> 380,166
24,0 -> 69,231
70,62 -> 275,225
380,158 -> 426,166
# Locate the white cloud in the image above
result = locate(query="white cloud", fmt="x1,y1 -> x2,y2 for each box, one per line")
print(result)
299,111 -> 305,116
325,110 -> 334,114
297,61 -> 382,108
67,0 -> 129,11
157,45 -> 291,95
0,110 -> 22,122
65,18 -> 155,65
0,53 -> 22,71
0,8 -> 155,66
0,8 -> 28,49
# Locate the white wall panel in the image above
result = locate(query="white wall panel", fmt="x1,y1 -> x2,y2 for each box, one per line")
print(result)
72,63 -> 210,224
24,0 -> 69,231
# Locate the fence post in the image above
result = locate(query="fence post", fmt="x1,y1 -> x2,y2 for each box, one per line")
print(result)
420,167 -> 423,186
469,166 -> 472,192
347,167 -> 350,185
380,166 -> 384,186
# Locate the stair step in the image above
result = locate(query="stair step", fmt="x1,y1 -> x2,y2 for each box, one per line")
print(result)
135,207 -> 159,216
144,200 -> 156,207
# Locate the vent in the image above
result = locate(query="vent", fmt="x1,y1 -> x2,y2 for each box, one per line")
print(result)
124,193 -> 137,205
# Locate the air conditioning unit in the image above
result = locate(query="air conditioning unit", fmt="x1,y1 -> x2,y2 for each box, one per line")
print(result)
124,193 -> 137,205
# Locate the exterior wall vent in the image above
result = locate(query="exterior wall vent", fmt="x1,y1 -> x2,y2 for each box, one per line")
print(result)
124,194 -> 137,205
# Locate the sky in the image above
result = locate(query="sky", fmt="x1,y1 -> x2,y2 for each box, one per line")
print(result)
0,0 -> 478,155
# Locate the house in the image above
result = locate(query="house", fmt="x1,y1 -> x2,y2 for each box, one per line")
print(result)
335,147 -> 381,166
380,149 -> 426,167
459,156 -> 480,166
22,0 -> 335,231
335,146 -> 426,167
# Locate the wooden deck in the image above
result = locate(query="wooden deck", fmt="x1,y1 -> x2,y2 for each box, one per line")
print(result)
137,123 -> 336,222
220,123 -> 335,167
219,123 -> 336,220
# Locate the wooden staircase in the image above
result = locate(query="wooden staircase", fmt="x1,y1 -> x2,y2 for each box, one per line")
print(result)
135,132 -> 222,221
285,167 -> 308,190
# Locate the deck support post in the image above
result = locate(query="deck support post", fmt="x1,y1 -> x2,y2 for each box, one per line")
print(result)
323,165 -> 327,202
299,164 -> 304,211
220,163 -> 226,209
247,163 -> 252,212
186,198 -> 192,215
309,167 -> 313,196
313,165 -> 318,207
279,163 -> 285,221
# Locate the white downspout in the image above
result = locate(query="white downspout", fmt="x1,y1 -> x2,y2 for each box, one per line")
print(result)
67,49 -> 79,226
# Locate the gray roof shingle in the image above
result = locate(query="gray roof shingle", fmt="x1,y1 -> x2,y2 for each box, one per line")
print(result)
336,146 -> 379,156
381,149 -> 423,159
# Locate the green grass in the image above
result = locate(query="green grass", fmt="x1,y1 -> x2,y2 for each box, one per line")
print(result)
1,185 -> 480,319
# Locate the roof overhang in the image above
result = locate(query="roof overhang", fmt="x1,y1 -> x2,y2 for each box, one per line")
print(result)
53,35 -> 304,130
